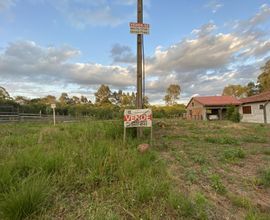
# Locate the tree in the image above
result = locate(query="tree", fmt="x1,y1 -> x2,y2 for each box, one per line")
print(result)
80,96 -> 89,104
143,95 -> 149,107
42,95 -> 56,104
111,90 -> 123,106
246,82 -> 259,97
95,85 -> 112,105
222,84 -> 247,98
257,60 -> 270,92
59,93 -> 69,104
71,96 -> 80,104
15,96 -> 29,105
164,84 -> 181,106
0,86 -> 11,100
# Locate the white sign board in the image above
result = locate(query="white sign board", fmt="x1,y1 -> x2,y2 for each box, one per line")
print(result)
130,22 -> 150,35
124,109 -> 152,128
51,104 -> 56,109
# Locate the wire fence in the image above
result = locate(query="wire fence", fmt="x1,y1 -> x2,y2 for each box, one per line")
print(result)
0,112 -> 83,123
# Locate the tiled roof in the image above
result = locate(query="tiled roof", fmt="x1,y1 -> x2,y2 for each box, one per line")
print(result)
240,90 -> 270,104
190,96 -> 241,106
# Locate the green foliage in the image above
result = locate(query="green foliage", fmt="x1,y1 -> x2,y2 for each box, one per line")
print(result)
222,84 -> 247,98
226,106 -> 241,122
152,104 -> 186,118
245,210 -> 270,220
210,174 -> 226,194
191,155 -> 207,165
230,195 -> 251,209
257,169 -> 270,187
222,148 -> 245,162
0,175 -> 52,220
258,60 -> 270,92
205,136 -> 239,145
168,192 -> 210,219
164,84 -> 181,106
185,169 -> 198,183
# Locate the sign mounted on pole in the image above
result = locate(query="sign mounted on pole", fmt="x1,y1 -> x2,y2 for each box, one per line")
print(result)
124,109 -> 152,128
123,109 -> 153,144
51,104 -> 56,126
130,22 -> 150,35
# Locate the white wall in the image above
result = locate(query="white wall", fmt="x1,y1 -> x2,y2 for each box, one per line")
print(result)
240,102 -> 270,124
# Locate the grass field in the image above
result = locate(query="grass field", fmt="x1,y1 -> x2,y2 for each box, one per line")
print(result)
0,120 -> 269,219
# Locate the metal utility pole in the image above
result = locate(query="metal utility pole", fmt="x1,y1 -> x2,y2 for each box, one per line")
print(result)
137,0 -> 143,137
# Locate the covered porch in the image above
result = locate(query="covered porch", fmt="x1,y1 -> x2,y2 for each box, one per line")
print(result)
205,106 -> 228,120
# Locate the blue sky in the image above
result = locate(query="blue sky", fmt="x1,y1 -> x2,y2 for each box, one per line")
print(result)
0,0 -> 270,104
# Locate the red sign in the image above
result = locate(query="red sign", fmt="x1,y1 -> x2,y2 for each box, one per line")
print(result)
124,109 -> 152,128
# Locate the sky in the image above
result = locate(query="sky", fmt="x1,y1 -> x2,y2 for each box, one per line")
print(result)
0,0 -> 270,104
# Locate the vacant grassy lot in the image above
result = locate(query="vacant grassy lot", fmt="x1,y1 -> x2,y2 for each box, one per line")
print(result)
156,119 -> 270,220
0,120 -> 269,219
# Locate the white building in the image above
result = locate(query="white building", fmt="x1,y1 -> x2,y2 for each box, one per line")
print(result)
240,91 -> 270,124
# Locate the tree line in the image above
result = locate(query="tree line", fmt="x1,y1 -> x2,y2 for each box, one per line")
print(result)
222,60 -> 270,98
0,84 -> 185,119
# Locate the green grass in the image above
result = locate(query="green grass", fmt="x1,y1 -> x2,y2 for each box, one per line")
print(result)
222,148 -> 245,162
205,136 -> 239,145
257,169 -> 270,187
0,175 -> 52,220
1,120 -> 270,219
210,174 -> 227,194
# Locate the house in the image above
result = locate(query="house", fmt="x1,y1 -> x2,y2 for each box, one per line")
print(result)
186,96 -> 241,120
240,91 -> 270,124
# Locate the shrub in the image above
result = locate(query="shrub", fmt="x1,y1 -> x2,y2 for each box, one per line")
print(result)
226,106 -> 241,122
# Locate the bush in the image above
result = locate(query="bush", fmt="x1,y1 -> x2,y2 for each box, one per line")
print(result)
226,106 -> 241,122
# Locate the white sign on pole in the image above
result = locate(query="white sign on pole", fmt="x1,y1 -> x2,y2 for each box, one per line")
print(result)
130,22 -> 150,35
124,109 -> 152,128
51,104 -> 56,126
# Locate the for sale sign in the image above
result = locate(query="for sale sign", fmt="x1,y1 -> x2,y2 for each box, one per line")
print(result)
130,22 -> 150,35
124,109 -> 152,128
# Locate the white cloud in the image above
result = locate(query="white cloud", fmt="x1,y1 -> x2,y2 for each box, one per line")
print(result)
1,4 -> 270,104
0,41 -> 135,99
205,0 -> 223,13
45,0 -> 150,28
0,0 -> 15,12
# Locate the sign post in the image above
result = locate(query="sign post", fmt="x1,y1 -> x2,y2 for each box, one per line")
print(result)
130,0 -> 150,138
124,109 -> 153,144
51,104 -> 56,126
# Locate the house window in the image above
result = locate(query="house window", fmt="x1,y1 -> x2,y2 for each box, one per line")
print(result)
189,110 -> 192,116
243,106 -> 252,114
259,105 -> 264,110
192,102 -> 194,107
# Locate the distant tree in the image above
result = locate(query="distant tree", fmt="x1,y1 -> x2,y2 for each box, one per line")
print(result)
164,84 -> 181,106
143,95 -> 149,107
0,86 -> 11,100
246,82 -> 259,97
80,96 -> 89,104
59,93 -> 69,104
15,96 -> 29,105
222,84 -> 247,98
71,96 -> 80,104
111,90 -> 123,105
42,95 -> 56,104
257,60 -> 270,92
95,85 -> 112,105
